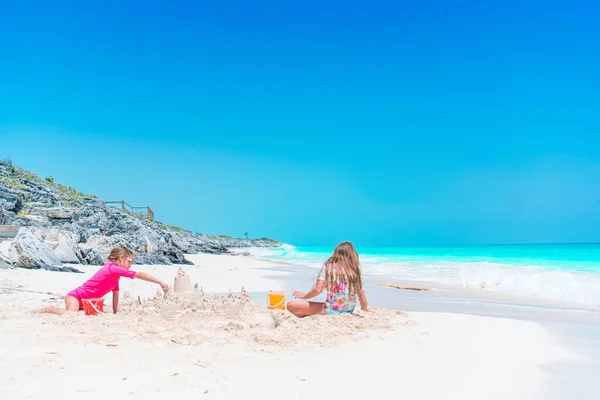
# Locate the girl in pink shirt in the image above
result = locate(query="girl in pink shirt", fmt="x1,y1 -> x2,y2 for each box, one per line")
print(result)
43,245 -> 169,315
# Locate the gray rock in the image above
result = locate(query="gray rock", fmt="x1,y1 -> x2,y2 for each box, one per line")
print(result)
0,182 -> 22,225
32,228 -> 82,264
0,181 -> 22,211
78,235 -> 118,265
53,236 -> 81,263
0,225 -> 20,239
46,208 -> 74,219
38,228 -> 78,248
20,214 -> 48,224
144,236 -> 153,253
30,207 -> 74,220
0,239 -> 15,264
79,246 -> 106,265
9,227 -> 62,269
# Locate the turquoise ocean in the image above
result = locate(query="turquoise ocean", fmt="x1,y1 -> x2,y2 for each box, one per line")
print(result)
248,243 -> 600,307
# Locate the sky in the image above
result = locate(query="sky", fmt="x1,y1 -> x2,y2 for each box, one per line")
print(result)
1,0 -> 599,246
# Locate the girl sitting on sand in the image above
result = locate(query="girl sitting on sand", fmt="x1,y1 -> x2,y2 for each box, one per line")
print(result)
287,241 -> 368,317
43,245 -> 169,315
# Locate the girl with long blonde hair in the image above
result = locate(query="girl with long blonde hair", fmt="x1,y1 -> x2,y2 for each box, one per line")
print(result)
287,241 -> 368,317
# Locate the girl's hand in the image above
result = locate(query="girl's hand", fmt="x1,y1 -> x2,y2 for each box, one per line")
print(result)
160,282 -> 169,293
292,290 -> 306,299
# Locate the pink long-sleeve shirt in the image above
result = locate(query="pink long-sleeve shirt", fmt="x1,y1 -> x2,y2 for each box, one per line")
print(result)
68,261 -> 136,302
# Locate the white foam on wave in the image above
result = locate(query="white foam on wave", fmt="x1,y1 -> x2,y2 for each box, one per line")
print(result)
363,260 -> 600,306
242,244 -> 302,258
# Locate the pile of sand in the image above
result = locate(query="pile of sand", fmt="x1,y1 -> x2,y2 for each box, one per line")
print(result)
23,269 -> 409,349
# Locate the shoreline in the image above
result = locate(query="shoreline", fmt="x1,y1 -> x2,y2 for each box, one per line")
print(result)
0,252 -> 597,399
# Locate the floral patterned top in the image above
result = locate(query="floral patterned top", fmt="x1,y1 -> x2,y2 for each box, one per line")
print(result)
317,263 -> 363,312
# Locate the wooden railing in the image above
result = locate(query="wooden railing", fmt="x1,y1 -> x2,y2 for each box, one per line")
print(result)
106,201 -> 154,221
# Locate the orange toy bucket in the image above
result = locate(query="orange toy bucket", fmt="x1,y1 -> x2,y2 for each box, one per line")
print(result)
267,291 -> 286,310
82,298 -> 104,316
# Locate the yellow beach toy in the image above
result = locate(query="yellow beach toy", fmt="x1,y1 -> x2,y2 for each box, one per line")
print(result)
267,291 -> 286,310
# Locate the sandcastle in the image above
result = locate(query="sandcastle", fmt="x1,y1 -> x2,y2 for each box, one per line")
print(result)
173,267 -> 193,293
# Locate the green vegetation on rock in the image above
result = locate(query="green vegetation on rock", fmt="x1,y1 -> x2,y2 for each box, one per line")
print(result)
0,160 -> 96,206
157,221 -> 190,233
54,182 -> 97,205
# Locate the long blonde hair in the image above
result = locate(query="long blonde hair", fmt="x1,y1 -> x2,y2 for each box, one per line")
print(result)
322,241 -> 362,295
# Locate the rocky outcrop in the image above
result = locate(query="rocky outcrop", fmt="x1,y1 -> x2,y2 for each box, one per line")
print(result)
9,227 -> 62,269
0,161 -> 282,271
4,227 -> 84,272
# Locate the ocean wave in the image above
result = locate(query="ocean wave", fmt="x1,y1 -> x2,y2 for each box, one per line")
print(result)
243,244 -> 305,259
365,260 -> 600,306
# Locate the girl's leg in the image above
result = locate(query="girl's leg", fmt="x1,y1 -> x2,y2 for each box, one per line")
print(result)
286,301 -> 326,317
38,306 -> 65,315
64,295 -> 81,312
39,295 -> 81,315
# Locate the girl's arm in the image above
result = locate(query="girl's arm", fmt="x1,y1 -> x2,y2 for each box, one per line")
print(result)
358,288 -> 369,311
113,291 -> 119,314
293,279 -> 325,300
134,271 -> 169,292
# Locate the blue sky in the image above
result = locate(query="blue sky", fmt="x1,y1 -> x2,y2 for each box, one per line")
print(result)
1,1 -> 599,246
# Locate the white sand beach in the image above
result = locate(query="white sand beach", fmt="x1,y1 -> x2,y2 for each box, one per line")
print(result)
0,253 -> 589,399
